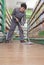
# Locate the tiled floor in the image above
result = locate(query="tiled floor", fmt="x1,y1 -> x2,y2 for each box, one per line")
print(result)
0,41 -> 44,65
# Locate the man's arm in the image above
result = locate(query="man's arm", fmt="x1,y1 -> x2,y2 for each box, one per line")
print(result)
12,8 -> 19,22
21,13 -> 26,26
12,8 -> 16,17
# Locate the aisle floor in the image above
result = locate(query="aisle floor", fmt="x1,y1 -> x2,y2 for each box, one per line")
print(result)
0,40 -> 44,65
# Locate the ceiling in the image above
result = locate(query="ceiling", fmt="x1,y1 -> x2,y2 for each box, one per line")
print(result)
6,0 -> 39,9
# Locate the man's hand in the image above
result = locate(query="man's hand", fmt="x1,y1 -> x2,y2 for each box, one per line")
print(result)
14,16 -> 19,22
15,17 -> 19,22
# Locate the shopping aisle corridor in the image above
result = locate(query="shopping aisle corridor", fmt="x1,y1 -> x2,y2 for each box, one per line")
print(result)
0,41 -> 44,65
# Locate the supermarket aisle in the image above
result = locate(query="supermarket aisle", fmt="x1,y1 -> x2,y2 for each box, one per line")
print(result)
0,41 -> 44,65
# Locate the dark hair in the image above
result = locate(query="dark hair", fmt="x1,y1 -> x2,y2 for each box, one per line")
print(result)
21,3 -> 27,9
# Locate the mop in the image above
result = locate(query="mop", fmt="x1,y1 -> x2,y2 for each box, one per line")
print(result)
15,17 -> 33,45
14,16 -> 33,45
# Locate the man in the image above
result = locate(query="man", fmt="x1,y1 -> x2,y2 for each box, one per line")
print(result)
6,3 -> 27,43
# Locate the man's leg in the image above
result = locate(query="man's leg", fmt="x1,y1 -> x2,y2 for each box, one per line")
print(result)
6,19 -> 17,42
18,23 -> 25,42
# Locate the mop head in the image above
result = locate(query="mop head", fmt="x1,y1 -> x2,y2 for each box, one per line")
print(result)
25,41 -> 33,45
21,40 -> 33,45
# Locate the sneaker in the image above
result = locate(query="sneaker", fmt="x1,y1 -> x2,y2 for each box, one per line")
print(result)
20,40 -> 25,43
20,40 -> 27,44
5,40 -> 10,43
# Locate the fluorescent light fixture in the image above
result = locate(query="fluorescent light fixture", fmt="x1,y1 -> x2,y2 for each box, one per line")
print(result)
26,0 -> 38,9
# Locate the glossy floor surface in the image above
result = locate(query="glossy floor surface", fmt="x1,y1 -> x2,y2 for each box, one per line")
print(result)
0,40 -> 44,65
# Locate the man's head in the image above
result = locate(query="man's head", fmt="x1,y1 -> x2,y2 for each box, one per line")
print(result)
20,3 -> 27,13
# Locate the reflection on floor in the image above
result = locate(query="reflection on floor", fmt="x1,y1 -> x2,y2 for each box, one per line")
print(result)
0,40 -> 44,65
